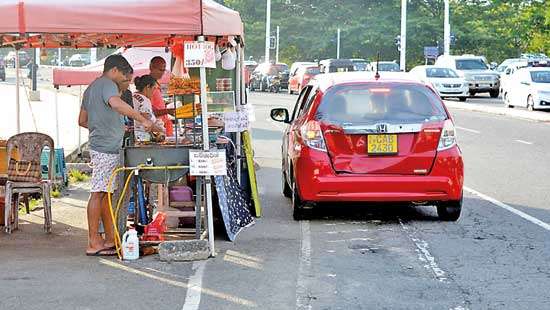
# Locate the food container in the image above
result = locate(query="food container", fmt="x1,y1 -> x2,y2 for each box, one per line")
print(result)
170,186 -> 193,202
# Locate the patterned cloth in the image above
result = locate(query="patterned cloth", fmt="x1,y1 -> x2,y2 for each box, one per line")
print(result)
90,150 -> 119,193
214,169 -> 254,242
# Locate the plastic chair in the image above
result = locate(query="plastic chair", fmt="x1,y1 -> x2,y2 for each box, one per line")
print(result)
4,132 -> 54,234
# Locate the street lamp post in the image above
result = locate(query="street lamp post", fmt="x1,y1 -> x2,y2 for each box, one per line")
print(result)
444,0 -> 450,55
337,28 -> 341,59
276,26 -> 280,63
400,0 -> 407,71
265,0 -> 271,63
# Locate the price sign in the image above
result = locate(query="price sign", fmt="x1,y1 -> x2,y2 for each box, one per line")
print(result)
224,111 -> 249,132
184,41 -> 216,68
189,150 -> 227,176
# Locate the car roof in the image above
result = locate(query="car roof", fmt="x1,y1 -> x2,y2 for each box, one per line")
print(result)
439,55 -> 484,60
320,59 -> 354,65
518,67 -> 550,72
312,72 -> 422,92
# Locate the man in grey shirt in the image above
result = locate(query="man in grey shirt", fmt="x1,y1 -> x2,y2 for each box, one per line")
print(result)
79,54 -> 161,256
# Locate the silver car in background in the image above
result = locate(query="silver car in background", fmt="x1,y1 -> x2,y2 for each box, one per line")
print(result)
435,55 -> 500,98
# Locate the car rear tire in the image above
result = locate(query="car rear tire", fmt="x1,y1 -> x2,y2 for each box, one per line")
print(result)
292,182 -> 308,221
459,97 -> 467,102
489,90 -> 499,98
437,197 -> 462,221
282,170 -> 292,198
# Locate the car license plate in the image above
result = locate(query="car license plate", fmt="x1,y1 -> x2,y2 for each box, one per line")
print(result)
368,134 -> 398,155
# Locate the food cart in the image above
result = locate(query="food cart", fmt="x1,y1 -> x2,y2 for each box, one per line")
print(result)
0,0 -> 259,258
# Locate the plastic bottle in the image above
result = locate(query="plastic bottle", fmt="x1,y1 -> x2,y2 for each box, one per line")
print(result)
122,228 -> 139,260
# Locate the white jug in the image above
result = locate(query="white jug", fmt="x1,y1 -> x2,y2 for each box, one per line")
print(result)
122,228 -> 139,260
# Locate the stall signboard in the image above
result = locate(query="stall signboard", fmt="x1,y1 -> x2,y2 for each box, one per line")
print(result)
189,150 -> 227,176
224,111 -> 249,132
184,41 -> 216,68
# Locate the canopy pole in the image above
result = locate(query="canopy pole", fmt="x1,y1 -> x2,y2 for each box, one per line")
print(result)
78,86 -> 82,155
15,50 -> 21,134
198,36 -> 215,257
235,43 -> 242,184
55,86 -> 60,147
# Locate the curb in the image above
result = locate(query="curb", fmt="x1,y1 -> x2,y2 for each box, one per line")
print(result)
444,100 -> 550,123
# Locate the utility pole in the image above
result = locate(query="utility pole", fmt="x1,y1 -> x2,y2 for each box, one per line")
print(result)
31,48 -> 37,91
400,0 -> 407,71
264,0 -> 271,63
337,28 -> 341,59
276,26 -> 280,63
444,0 -> 451,55
91,48 -> 97,63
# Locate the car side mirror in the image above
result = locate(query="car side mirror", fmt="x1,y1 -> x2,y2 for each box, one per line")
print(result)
270,108 -> 290,124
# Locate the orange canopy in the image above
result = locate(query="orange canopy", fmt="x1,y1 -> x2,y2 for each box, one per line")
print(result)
0,0 -> 243,48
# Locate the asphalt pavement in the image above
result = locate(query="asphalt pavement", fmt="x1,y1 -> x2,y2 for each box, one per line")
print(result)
2,88 -> 550,310
196,92 -> 550,309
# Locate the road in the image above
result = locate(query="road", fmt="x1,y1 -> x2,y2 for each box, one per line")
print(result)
2,87 -> 550,309
195,92 -> 550,309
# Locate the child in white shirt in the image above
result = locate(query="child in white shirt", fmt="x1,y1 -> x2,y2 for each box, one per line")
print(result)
132,75 -> 165,142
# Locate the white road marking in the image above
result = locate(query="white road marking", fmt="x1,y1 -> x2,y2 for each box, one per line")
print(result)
325,229 -> 369,234
326,237 -> 373,243
182,261 -> 206,310
455,126 -> 480,134
399,220 -> 448,282
465,186 -> 550,231
515,139 -> 533,145
296,220 -> 312,310
99,259 -> 256,307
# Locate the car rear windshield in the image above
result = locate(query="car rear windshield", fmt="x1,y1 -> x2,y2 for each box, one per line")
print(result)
315,83 -> 447,125
305,67 -> 320,74
328,65 -> 355,73
531,71 -> 550,83
455,59 -> 487,70
426,68 -> 459,78
378,63 -> 400,72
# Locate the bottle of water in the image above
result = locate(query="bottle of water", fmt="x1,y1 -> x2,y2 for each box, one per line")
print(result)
122,228 -> 139,260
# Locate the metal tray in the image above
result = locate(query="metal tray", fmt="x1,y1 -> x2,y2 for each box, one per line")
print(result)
122,145 -> 193,183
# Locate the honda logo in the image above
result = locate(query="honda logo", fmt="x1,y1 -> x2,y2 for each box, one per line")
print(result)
376,123 -> 388,133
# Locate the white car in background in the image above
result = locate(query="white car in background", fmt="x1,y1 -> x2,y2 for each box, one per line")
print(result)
410,65 -> 469,101
504,67 -> 550,111
499,61 -> 528,96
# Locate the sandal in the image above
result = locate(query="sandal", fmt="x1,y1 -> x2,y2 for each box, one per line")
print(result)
86,247 -> 117,257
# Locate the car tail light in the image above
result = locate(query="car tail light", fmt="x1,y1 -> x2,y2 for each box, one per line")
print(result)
300,120 -> 327,152
437,119 -> 457,151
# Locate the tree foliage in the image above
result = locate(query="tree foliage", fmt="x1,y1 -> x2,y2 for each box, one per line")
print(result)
220,0 -> 549,68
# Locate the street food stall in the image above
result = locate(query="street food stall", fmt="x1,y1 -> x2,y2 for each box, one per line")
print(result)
0,0 -> 261,259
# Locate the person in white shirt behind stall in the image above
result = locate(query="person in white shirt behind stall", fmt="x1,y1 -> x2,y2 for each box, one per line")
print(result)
132,75 -> 166,142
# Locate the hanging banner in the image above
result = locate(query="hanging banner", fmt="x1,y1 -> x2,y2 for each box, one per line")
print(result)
189,150 -> 227,176
184,41 -> 216,68
224,111 -> 249,132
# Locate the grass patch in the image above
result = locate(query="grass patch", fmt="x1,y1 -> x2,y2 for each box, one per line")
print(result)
18,198 -> 42,214
51,189 -> 62,198
69,169 -> 90,183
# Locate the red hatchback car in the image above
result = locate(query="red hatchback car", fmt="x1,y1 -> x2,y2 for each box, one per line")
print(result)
288,65 -> 320,94
271,72 -> 464,221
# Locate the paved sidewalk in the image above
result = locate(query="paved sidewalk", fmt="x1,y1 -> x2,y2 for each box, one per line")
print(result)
0,83 -> 88,156
444,99 -> 550,122
0,182 -> 195,310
